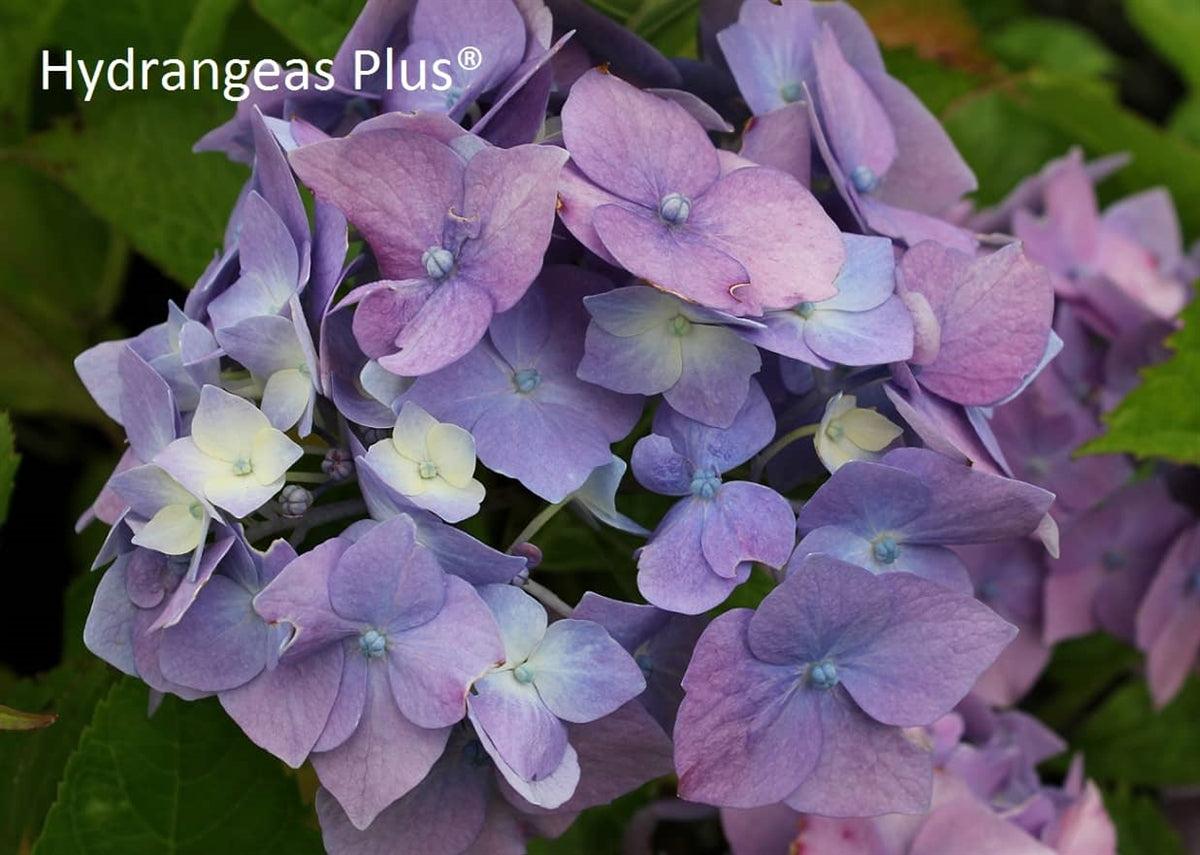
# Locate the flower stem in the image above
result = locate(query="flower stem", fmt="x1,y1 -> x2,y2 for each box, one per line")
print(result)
285,471 -> 328,484
244,498 -> 367,543
507,499 -> 568,552
754,423 -> 820,477
521,578 -> 574,617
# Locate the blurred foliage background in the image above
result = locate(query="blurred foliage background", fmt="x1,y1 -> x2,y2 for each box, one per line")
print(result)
1,0 -> 1199,853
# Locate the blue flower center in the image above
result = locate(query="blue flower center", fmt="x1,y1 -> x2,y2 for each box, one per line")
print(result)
635,652 -> 655,678
690,469 -> 721,500
513,663 -> 535,684
872,535 -> 899,564
188,502 -> 204,520
232,458 -> 254,476
850,165 -> 880,194
780,81 -> 803,104
359,628 -> 388,659
824,419 -> 845,441
794,301 -> 816,319
668,314 -> 692,337
513,367 -> 542,394
444,86 -> 465,110
809,660 -> 839,690
418,461 -> 439,480
422,246 -> 457,281
658,192 -> 692,226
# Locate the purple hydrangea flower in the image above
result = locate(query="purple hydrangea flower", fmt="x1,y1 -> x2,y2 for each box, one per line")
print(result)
466,584 -> 645,807
557,68 -> 844,316
631,381 -> 795,614
674,554 -> 1015,815
253,514 -> 505,829
576,285 -> 763,428
401,268 -> 643,502
741,233 -> 914,368
792,447 -> 1054,592
289,112 -> 566,376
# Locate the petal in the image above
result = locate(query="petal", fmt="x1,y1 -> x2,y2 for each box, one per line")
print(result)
190,385 -> 267,461
528,619 -> 646,723
158,575 -> 265,691
132,503 -> 206,556
387,576 -> 504,728
700,482 -> 796,576
378,280 -> 496,377
254,537 -> 357,660
637,498 -> 746,615
561,68 -> 720,208
477,583 -> 547,665
311,663 -> 451,830
468,671 -> 568,783
675,609 -> 822,807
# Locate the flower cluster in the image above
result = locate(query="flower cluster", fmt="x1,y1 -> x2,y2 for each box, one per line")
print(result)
72,0 -> 1195,852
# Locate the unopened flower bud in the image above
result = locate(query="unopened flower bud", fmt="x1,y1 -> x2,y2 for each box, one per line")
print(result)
279,485 -> 313,519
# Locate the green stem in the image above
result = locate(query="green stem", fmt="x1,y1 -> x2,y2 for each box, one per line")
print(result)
285,471 -> 328,485
244,499 -> 367,543
521,579 -> 573,617
507,499 -> 568,552
755,423 -> 820,476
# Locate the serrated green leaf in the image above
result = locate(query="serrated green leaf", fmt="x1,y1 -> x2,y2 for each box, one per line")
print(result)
1080,298 -> 1200,464
33,678 -> 323,855
0,412 -> 17,524
19,91 -> 245,285
0,658 -> 115,853
1103,787 -> 1186,855
1126,0 -> 1200,88
251,0 -> 361,60
0,162 -> 126,422
1069,674 -> 1200,786
988,17 -> 1117,77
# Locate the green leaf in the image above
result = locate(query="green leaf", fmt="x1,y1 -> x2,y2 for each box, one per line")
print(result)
1080,297 -> 1200,463
1022,633 -> 1141,735
0,704 -> 57,731
528,787 -> 653,855
0,412 -> 17,524
1069,674 -> 1200,786
1104,787 -> 1186,855
943,87 -> 1076,206
0,161 -> 126,422
0,658 -> 115,853
627,0 -> 700,59
251,0 -> 361,60
1011,71 -> 1200,238
882,47 -> 982,115
19,91 -> 245,285
1169,95 -> 1200,148
0,0 -> 66,142
1126,0 -> 1200,88
33,678 -> 323,855
988,17 -> 1117,77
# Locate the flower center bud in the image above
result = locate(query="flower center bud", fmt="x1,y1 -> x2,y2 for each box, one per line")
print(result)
513,367 -> 542,394
690,469 -> 721,500
418,461 -> 439,480
668,314 -> 692,337
422,246 -> 457,281
513,663 -> 535,684
872,535 -> 899,564
850,165 -> 880,194
780,81 -> 803,104
808,660 -> 839,690
794,301 -> 816,319
232,458 -> 254,476
359,628 -> 387,659
635,652 -> 655,678
824,419 -> 845,441
188,502 -> 204,520
658,192 -> 692,226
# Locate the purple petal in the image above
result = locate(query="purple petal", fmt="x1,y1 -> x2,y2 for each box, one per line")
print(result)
561,69 -> 720,208
378,279 -> 497,377
220,645 -> 344,767
312,662 -> 452,830
528,619 -> 645,723
468,671 -> 569,783
254,537 -> 357,660
388,576 -> 503,728
675,609 -> 822,807
637,498 -> 747,614
813,25 -> 897,182
157,575 -> 266,691
700,482 -> 795,576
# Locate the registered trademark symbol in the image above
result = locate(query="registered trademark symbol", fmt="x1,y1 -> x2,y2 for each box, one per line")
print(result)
457,47 -> 483,72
